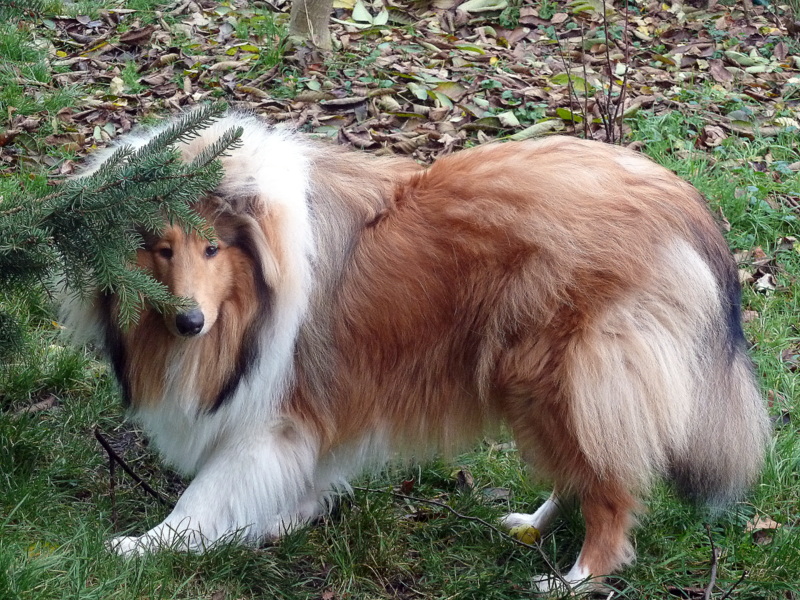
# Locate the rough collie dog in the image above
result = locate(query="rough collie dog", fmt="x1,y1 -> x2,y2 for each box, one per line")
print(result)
63,111 -> 769,592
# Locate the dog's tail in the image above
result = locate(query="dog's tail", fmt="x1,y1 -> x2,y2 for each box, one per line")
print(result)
664,247 -> 769,506
566,238 -> 769,506
668,343 -> 768,507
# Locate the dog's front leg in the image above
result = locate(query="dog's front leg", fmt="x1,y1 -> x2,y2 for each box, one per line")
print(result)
110,427 -> 319,557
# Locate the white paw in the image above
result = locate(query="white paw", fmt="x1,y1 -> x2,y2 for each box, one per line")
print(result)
106,525 -> 208,556
500,512 -> 539,529
532,572 -> 564,594
532,565 -> 599,595
107,535 -> 148,557
501,494 -> 562,534
532,573 -> 588,595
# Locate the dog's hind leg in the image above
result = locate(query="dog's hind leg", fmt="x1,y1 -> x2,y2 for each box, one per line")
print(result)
506,437 -> 638,592
498,354 -> 641,591
530,478 -> 637,592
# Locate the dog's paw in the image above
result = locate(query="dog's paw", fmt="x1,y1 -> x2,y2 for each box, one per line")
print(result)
533,573 -> 578,595
107,535 -> 149,557
500,512 -> 538,529
531,566 -> 600,596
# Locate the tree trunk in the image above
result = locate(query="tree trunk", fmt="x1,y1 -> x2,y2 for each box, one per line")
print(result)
288,0 -> 334,51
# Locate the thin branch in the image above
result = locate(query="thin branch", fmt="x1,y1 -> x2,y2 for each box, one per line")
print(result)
580,21 -> 590,139
555,34 -> 579,135
94,428 -> 173,507
703,523 -> 719,600
601,0 -> 615,142
610,0 -> 632,144
718,570 -> 747,600
0,166 -> 189,218
0,205 -> 25,217
352,485 -> 574,591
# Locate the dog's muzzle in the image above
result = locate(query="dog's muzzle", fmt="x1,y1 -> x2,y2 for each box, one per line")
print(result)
175,308 -> 205,337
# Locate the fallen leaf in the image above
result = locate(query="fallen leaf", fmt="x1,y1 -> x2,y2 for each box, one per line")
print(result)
119,25 -> 155,46
109,76 -> 125,96
773,40 -> 788,61
700,124 -> 726,147
753,272 -> 777,292
746,514 -> 781,546
15,395 -> 60,415
708,59 -> 733,83
481,487 -> 511,501
209,60 -> 248,71
451,467 -> 474,490
741,310 -> 759,323
508,119 -> 564,140
508,525 -> 540,544
780,346 -> 800,371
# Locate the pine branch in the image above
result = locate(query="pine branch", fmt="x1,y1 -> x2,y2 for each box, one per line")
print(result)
0,0 -> 47,21
0,103 -> 243,347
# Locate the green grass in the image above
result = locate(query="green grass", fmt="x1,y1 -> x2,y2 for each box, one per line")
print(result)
1,1 -> 800,599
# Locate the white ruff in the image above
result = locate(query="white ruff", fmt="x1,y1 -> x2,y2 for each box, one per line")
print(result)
129,114 -> 315,477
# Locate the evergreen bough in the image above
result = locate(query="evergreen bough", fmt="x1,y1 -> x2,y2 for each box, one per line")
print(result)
0,0 -> 47,22
0,104 -> 243,354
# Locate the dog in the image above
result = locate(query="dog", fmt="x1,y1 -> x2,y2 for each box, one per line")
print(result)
62,111 -> 769,592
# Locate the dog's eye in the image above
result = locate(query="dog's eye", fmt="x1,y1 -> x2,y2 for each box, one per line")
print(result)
157,248 -> 173,259
205,245 -> 219,258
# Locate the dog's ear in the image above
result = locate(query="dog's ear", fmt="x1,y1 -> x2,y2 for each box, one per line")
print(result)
136,227 -> 160,250
216,178 -> 262,217
240,213 -> 281,290
226,194 -> 260,218
213,208 -> 280,293
214,178 -> 309,300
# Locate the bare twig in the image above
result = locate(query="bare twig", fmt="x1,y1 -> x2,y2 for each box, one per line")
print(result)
555,35 -> 579,135
0,205 -> 25,217
352,485 -> 574,591
718,570 -> 747,600
601,0 -> 615,142
580,22 -> 590,139
610,0 -> 631,144
94,428 -> 173,507
704,523 -> 720,600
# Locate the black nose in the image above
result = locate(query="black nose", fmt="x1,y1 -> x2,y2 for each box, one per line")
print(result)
175,308 -> 204,336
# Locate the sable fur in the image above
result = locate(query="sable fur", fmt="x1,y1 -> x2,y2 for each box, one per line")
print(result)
62,111 -> 769,591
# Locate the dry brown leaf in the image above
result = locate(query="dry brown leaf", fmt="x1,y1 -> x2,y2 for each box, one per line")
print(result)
451,467 -> 474,491
119,25 -> 155,46
708,58 -> 734,83
209,60 -> 248,71
754,272 -> 778,292
741,310 -> 759,323
749,515 -> 781,529
701,124 -> 726,147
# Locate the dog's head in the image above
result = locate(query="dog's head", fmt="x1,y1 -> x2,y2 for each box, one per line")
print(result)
137,196 -> 277,338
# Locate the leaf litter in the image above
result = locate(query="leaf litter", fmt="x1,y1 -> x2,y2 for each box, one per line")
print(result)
2,0 -> 798,168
